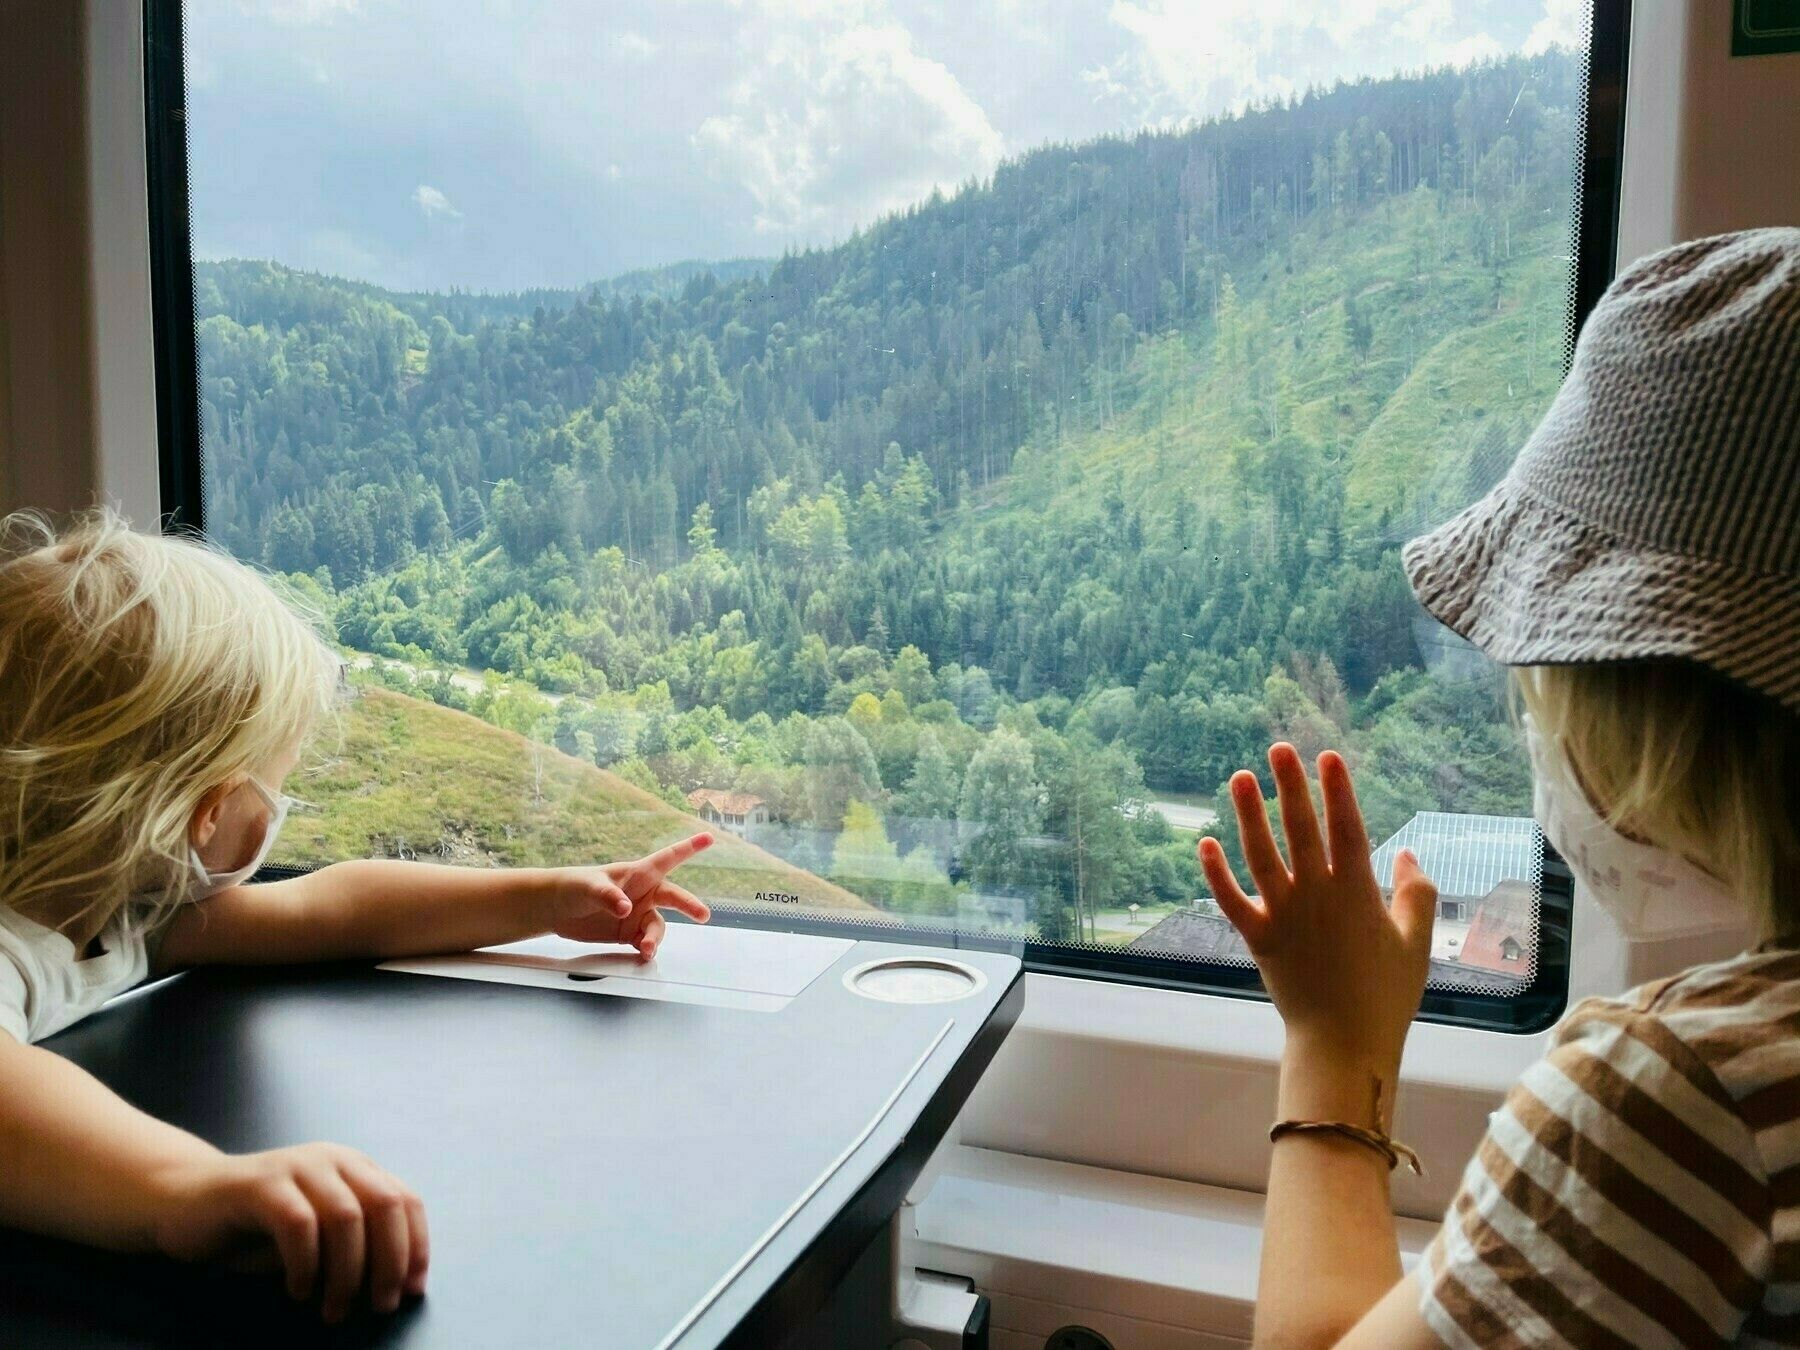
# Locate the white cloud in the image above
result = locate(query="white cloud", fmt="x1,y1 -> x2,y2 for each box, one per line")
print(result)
612,30 -> 659,62
693,0 -> 1004,240
1080,61 -> 1131,103
606,163 -> 623,181
1445,32 -> 1504,66
1098,0 -> 1520,124
250,0 -> 360,23
1524,0 -> 1586,55
412,184 -> 461,220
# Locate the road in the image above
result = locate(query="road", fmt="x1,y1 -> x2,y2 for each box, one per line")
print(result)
347,653 -> 570,705
1146,800 -> 1218,831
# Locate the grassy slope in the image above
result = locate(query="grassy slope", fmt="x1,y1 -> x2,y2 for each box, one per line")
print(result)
977,198 -> 1570,539
274,687 -> 873,913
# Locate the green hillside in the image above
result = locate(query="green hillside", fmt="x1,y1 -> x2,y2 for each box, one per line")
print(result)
277,686 -> 871,914
984,192 -> 1566,537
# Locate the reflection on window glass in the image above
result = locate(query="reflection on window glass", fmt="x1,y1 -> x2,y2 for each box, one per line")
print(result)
183,1 -> 1590,988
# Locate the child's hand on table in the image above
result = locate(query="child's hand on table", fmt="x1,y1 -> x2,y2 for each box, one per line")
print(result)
140,832 -> 716,1323
538,832 -> 715,960
153,1143 -> 427,1324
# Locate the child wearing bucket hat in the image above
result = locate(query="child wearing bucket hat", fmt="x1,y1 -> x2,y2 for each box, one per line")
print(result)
1198,228 -> 1800,1348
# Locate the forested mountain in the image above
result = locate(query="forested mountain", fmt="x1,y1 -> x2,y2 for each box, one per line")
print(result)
378,257 -> 778,329
203,51 -> 1579,947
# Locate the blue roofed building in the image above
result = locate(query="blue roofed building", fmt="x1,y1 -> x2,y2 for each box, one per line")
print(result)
1133,811 -> 1543,993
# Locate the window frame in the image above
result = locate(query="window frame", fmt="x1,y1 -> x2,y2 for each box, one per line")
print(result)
143,0 -> 203,534
142,0 -> 1631,1036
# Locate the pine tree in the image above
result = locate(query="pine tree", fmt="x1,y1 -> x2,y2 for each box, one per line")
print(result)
899,730 -> 961,823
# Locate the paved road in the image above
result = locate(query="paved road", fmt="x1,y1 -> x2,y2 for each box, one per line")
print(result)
1146,800 -> 1219,831
347,652 -> 569,705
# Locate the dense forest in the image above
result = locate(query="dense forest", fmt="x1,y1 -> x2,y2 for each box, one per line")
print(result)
203,51 -> 1579,947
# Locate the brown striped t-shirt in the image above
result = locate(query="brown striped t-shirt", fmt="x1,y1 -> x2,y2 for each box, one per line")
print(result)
1420,944 -> 1800,1348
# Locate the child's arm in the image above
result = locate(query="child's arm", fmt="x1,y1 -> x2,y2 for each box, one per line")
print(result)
0,1031 -> 426,1321
154,834 -> 712,971
1199,745 -> 1440,1348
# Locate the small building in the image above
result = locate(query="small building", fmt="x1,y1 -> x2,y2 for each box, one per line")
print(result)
1131,812 -> 1543,994
1370,812 -> 1542,925
685,788 -> 770,833
1129,905 -> 1253,963
1129,903 -> 1526,993
1370,812 -> 1541,988
1457,879 -> 1537,974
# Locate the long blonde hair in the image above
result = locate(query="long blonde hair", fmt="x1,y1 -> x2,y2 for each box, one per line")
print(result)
1518,662 -> 1800,940
0,509 -> 340,934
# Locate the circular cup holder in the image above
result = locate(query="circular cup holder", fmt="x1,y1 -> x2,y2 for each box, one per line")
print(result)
843,957 -> 987,1004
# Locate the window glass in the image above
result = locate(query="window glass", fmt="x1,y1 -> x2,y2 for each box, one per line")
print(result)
179,0 -> 1596,996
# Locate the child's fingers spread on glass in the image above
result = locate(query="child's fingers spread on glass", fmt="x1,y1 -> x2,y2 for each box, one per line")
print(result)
1268,743 -> 1326,875
1231,770 -> 1290,899
1199,837 -> 1265,945
1391,848 -> 1439,953
1317,751 -> 1371,875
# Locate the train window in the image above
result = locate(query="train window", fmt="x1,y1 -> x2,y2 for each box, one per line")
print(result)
145,0 -> 1624,1031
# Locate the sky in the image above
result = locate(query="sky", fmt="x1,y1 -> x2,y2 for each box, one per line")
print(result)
186,0 -> 1587,294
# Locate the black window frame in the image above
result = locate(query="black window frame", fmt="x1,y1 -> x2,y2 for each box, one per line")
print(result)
142,0 -> 1630,1036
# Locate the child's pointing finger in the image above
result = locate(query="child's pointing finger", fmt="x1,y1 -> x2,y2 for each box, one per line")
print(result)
643,832 -> 713,878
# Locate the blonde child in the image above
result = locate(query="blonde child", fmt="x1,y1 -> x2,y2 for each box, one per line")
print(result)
1201,228 -> 1800,1346
0,510 -> 713,1323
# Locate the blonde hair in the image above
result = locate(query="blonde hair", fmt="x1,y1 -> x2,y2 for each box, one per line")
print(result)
0,508 -> 340,934
1517,662 -> 1800,940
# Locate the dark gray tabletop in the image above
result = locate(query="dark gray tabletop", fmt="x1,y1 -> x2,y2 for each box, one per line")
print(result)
0,930 -> 1022,1348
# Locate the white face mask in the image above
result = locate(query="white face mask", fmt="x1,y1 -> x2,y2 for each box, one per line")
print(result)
188,775 -> 293,900
1524,717 -> 1742,941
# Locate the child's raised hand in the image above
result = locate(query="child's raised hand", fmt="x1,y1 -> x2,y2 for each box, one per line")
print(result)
1197,744 -> 1437,1079
152,1142 -> 428,1323
545,832 -> 715,959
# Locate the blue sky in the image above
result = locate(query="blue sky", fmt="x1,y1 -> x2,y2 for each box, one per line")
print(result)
186,0 -> 1585,293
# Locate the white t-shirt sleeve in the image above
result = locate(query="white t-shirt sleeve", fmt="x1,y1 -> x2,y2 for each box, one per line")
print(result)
0,945 -> 31,1043
0,906 -> 152,1044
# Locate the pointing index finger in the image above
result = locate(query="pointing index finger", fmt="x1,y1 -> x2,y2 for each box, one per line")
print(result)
643,832 -> 714,879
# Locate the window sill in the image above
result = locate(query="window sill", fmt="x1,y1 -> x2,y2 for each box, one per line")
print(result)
1013,971 -> 1550,1092
908,1144 -> 1439,1345
957,973 -> 1547,1219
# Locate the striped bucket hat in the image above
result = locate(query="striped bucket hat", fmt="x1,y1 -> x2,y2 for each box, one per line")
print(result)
1402,228 -> 1800,711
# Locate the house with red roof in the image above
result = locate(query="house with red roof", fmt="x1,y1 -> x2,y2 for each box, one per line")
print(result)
1455,879 -> 1536,973
685,788 -> 770,833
